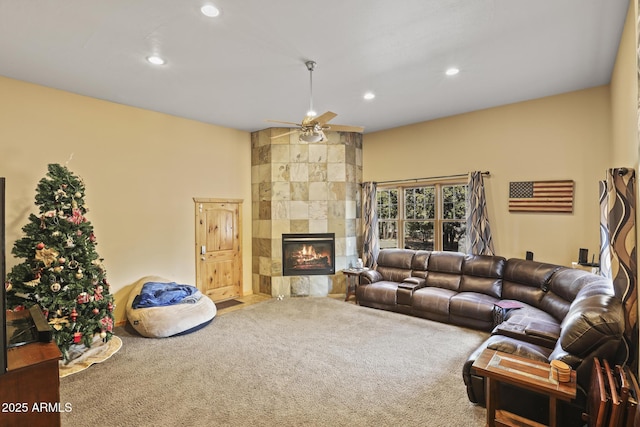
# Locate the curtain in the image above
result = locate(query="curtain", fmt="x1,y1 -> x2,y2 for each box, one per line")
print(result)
361,181 -> 379,268
599,180 -> 611,279
600,168 -> 637,371
465,171 -> 495,255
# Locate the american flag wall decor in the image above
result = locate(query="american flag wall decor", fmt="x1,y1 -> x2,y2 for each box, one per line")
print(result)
508,180 -> 574,213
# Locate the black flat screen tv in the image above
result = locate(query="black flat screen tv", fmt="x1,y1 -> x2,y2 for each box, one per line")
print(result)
0,177 -> 7,374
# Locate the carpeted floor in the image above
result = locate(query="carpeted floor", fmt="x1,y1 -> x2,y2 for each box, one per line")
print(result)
60,297 -> 488,426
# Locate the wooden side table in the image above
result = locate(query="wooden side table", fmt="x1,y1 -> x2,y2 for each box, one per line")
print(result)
1,311 -> 62,427
342,268 -> 368,302
471,349 -> 576,427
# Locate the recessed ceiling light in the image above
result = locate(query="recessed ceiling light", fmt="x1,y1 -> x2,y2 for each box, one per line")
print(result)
445,67 -> 460,76
201,4 -> 220,17
363,92 -> 376,100
147,55 -> 166,66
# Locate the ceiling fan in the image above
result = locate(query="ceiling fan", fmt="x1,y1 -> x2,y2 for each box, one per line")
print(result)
266,60 -> 364,143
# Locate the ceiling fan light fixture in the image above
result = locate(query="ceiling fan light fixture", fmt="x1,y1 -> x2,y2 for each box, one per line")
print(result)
306,110 -> 317,117
300,131 -> 324,143
363,92 -> 375,100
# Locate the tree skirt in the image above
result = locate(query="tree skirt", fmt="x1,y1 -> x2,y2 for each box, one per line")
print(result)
59,335 -> 122,378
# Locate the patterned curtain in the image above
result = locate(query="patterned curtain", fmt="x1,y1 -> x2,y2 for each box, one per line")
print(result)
599,180 -> 612,279
361,182 -> 379,268
465,171 -> 495,255
600,168 -> 638,371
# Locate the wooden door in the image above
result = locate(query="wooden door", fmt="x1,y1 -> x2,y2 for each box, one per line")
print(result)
194,198 -> 242,301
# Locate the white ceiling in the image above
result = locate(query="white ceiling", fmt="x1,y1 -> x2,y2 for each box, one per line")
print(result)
0,0 -> 630,134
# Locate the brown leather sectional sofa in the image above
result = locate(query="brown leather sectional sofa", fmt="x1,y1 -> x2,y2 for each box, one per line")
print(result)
356,248 -> 625,423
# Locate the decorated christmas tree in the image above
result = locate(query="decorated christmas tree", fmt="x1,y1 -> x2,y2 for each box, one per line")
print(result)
6,163 -> 114,361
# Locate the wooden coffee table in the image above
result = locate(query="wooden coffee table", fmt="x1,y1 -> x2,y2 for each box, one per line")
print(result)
472,349 -> 576,427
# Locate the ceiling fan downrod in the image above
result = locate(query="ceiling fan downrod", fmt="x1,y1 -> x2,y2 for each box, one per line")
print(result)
306,60 -> 316,117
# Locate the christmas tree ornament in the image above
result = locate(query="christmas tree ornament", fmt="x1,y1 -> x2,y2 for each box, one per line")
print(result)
70,308 -> 78,322
58,257 -> 66,264
75,271 -> 84,279
53,266 -> 63,273
77,292 -> 90,304
92,308 -> 99,315
35,247 -> 59,267
25,278 -> 40,287
100,330 -> 107,339
73,332 -> 82,344
50,282 -> 61,292
36,242 -> 45,250
5,282 -> 11,292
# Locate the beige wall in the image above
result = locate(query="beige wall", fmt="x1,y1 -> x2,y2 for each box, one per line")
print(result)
363,86 -> 611,265
0,76 -> 252,323
611,0 -> 638,167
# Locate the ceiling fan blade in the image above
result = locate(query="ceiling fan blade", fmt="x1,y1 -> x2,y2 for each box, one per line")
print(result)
314,111 -> 337,125
325,124 -> 365,133
265,119 -> 302,126
271,129 -> 299,139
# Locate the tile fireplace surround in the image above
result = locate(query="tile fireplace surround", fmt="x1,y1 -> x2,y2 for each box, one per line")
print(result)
251,128 -> 363,297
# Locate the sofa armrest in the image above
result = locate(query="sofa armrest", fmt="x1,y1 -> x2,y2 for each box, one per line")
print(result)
360,269 -> 383,284
400,277 -> 426,289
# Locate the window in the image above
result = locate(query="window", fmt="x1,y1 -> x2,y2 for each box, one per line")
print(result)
376,181 -> 467,252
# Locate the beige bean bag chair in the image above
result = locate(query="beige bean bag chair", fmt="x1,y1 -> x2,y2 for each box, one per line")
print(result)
126,276 -> 216,338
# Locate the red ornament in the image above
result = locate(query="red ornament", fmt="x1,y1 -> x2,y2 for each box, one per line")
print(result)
36,242 -> 45,250
73,332 -> 82,344
107,302 -> 113,312
77,292 -> 90,304
92,308 -> 99,315
100,317 -> 113,332
70,308 -> 78,322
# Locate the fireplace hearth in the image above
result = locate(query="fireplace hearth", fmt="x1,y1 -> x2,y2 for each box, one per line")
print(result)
282,233 -> 335,276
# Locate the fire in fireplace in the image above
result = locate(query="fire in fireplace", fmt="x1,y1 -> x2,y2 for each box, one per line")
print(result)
282,233 -> 335,276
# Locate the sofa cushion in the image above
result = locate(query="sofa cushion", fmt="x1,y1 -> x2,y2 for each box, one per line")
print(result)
484,335 -> 553,363
425,251 -> 465,291
504,259 -> 561,290
428,251 -> 464,273
357,281 -> 399,306
410,250 -> 430,279
377,248 -> 414,269
494,307 -> 561,349
449,292 -> 499,331
375,249 -> 415,282
411,287 -> 456,317
559,294 -> 624,358
462,254 -> 506,278
547,268 -> 607,302
460,255 -> 505,299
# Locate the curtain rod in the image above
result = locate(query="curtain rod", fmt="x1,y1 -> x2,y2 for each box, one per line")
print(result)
370,171 -> 490,186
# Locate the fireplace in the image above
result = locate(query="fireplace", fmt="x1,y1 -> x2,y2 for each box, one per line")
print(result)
282,233 -> 335,276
